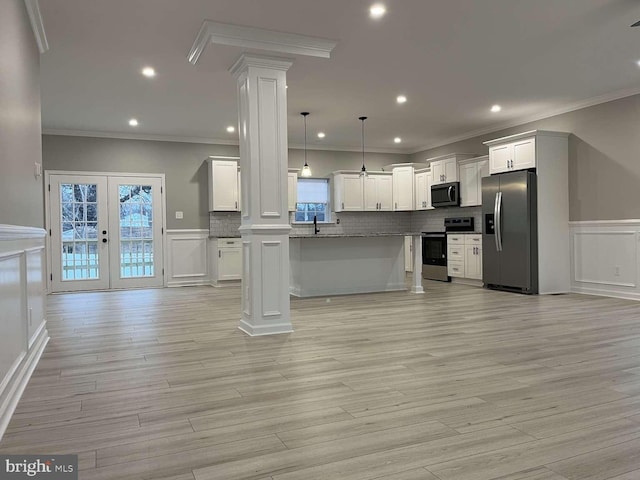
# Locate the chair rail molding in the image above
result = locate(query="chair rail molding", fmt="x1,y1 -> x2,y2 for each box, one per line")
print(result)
570,219 -> 640,301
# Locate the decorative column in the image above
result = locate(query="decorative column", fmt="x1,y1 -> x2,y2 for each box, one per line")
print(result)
411,234 -> 424,294
230,54 -> 293,336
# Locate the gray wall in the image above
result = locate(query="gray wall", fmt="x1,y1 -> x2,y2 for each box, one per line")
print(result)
410,94 -> 640,221
42,135 -> 408,229
0,0 -> 43,228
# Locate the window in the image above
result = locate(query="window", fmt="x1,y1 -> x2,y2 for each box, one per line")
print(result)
295,178 -> 330,223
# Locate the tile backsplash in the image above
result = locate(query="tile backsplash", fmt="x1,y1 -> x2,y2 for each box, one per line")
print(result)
210,206 -> 482,237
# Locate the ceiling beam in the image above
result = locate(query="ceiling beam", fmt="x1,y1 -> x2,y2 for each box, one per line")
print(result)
187,20 -> 337,65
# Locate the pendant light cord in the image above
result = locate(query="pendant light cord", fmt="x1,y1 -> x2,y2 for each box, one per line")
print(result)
359,116 -> 367,172
301,112 -> 310,168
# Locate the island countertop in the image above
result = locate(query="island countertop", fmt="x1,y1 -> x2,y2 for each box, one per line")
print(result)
210,232 -> 424,239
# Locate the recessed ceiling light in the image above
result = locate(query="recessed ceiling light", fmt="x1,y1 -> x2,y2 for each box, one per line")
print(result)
394,137 -> 402,144
370,4 -> 386,18
226,126 -> 235,133
141,67 -> 155,78
317,132 -> 326,139
491,104 -> 502,113
128,118 -> 139,127
636,60 -> 640,67
396,95 -> 407,104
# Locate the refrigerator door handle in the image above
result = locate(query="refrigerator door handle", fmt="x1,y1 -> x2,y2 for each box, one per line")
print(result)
496,191 -> 503,252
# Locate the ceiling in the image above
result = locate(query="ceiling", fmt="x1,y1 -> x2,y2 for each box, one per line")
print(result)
39,0 -> 640,153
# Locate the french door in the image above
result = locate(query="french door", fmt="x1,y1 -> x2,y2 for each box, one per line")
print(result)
48,173 -> 165,292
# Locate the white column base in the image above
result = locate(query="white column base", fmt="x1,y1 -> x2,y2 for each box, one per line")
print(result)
238,319 -> 293,336
410,234 -> 424,294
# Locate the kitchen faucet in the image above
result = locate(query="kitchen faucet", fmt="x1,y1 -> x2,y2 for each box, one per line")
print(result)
313,215 -> 320,235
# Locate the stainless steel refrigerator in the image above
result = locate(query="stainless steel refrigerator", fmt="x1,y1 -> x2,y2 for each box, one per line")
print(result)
482,170 -> 538,294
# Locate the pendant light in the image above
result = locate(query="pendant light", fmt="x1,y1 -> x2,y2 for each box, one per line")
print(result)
300,112 -> 312,177
359,116 -> 368,176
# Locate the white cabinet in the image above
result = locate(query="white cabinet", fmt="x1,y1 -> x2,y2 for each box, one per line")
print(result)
364,173 -> 393,211
488,137 -> 536,174
447,234 -> 482,281
208,157 -> 240,212
464,244 -> 482,280
459,156 -> 489,207
392,166 -> 414,211
414,170 -> 428,210
333,173 -> 364,212
431,157 -> 458,185
287,170 -> 298,212
216,238 -> 241,282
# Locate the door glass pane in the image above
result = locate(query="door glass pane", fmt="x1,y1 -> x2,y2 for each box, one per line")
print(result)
119,184 -> 154,278
60,183 -> 99,280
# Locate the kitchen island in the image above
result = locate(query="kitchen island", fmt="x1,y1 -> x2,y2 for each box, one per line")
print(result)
289,233 -> 423,298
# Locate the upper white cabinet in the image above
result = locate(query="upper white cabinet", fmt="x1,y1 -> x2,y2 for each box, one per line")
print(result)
333,172 -> 364,212
487,136 -> 536,174
208,157 -> 240,212
287,169 -> 298,212
431,157 -> 458,185
392,165 -> 414,211
459,156 -> 489,207
427,154 -> 477,186
364,173 -> 393,211
414,169 -> 435,210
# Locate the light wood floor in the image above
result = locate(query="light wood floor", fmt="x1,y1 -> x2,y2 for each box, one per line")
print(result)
3,283 -> 640,479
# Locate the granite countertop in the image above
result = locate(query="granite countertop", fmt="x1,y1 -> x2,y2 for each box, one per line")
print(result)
211,232 -> 424,239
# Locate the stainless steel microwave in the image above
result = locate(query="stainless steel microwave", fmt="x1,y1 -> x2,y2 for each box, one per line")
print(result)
431,182 -> 460,207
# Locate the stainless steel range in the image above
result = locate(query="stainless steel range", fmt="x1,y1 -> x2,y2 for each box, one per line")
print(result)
422,217 -> 475,282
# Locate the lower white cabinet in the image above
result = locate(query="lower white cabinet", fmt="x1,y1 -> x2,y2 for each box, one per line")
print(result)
447,234 -> 482,281
215,238 -> 242,282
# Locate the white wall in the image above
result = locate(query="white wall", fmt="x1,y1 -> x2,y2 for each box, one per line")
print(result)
0,0 -> 48,440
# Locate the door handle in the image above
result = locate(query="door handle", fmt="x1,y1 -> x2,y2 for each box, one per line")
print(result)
102,238 -> 108,243
395,202 -> 397,210
235,201 -> 238,209
102,230 -> 107,235
447,185 -> 453,202
495,191 -> 503,252
342,202 -> 344,210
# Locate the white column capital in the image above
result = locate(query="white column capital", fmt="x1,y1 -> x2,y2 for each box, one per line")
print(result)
229,54 -> 294,79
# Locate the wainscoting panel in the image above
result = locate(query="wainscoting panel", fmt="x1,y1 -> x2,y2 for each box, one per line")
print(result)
165,229 -> 210,287
570,220 -> 640,300
0,225 -> 49,440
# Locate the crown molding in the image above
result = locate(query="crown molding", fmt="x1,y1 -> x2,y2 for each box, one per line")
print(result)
24,0 -> 48,53
42,128 -> 409,154
230,54 -> 293,78
188,20 -> 338,65
42,128 -> 240,146
408,85 -> 640,155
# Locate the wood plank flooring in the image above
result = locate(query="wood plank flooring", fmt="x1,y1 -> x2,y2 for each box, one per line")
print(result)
2,282 -> 640,479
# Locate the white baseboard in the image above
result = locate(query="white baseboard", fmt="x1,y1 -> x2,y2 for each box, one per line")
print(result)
0,323 -> 48,441
570,220 -> 640,301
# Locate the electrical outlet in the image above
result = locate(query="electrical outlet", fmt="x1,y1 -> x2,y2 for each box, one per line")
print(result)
175,211 -> 184,219
336,218 -> 340,224
34,162 -> 42,178
615,266 -> 621,276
